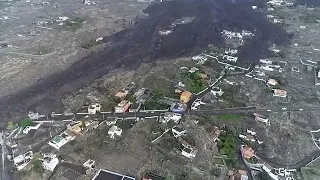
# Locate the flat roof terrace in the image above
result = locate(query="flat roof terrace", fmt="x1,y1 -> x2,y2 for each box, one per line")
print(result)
92,169 -> 135,180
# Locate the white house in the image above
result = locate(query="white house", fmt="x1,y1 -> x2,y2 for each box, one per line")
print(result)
88,103 -> 101,114
108,125 -> 122,139
182,148 -> 198,159
83,159 -> 95,169
42,154 -> 59,171
48,131 -> 75,149
14,151 -> 33,171
211,87 -> 224,96
172,126 -> 187,138
23,122 -> 42,134
223,55 -> 238,62
164,112 -> 181,123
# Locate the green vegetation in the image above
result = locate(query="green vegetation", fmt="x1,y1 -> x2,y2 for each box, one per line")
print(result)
181,71 -> 207,93
33,159 -> 44,173
218,131 -> 236,158
210,167 -> 221,177
258,171 -> 273,180
143,100 -> 170,110
116,119 -> 135,131
125,94 -> 137,103
7,121 -> 17,130
64,17 -> 84,31
19,118 -> 32,129
217,114 -> 246,121
213,157 -> 224,165
143,89 -> 170,110
101,96 -> 121,111
220,92 -> 245,107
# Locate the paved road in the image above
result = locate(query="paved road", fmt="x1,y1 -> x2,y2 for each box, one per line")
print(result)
256,150 -> 320,170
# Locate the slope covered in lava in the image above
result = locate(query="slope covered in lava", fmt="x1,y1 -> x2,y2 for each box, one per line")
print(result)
0,0 -> 291,122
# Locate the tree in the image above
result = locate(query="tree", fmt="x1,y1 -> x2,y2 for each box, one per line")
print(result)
258,171 -> 272,180
125,95 -> 136,103
7,121 -> 16,130
211,167 -> 221,177
33,159 -> 44,173
79,120 -> 86,130
19,119 -> 32,129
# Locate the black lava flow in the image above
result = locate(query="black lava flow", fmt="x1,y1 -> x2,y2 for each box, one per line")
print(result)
0,0 -> 292,123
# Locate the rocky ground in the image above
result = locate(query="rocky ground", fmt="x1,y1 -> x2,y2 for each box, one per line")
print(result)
0,0 -> 291,126
0,0 -> 147,98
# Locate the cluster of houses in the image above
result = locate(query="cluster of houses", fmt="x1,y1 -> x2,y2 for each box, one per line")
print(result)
256,59 -> 286,74
239,129 -> 263,145
170,125 -> 198,159
48,120 -> 91,149
221,30 -> 255,40
114,83 -> 155,113
253,113 -> 270,126
267,0 -> 294,7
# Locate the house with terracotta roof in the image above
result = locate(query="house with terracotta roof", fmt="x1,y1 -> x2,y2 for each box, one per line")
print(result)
115,100 -> 131,113
180,91 -> 192,103
272,89 -> 287,98
115,90 -> 128,99
241,145 -> 255,159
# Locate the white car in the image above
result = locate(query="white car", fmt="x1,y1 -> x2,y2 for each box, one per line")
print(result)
282,107 -> 287,110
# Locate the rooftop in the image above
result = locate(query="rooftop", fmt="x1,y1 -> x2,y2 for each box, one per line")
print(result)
52,136 -> 63,144
92,169 -> 135,180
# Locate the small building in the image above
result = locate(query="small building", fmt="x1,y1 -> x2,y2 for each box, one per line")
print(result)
225,48 -> 238,55
115,100 -> 131,113
164,112 -> 182,123
246,129 -> 256,136
108,125 -> 122,139
134,88 -> 154,103
115,90 -> 128,99
23,122 -> 42,134
241,145 -> 255,159
253,113 -> 270,126
192,55 -> 208,65
171,102 -> 187,113
212,126 -> 221,142
189,67 -> 199,73
123,82 -> 135,94
191,99 -> 205,110
42,154 -> 59,171
158,30 -> 172,36
223,55 -> 238,62
315,70 -> 320,86
172,126 -> 187,138
83,159 -> 95,169
92,169 -> 135,180
129,103 -> 141,112
267,79 -> 278,86
180,91 -> 192,104
236,169 -> 248,180
182,147 -> 197,159
88,103 -> 101,114
48,131 -> 75,149
67,121 -> 88,134
14,151 -> 33,171
272,89 -> 287,98
211,87 -> 224,96
239,134 -> 255,142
